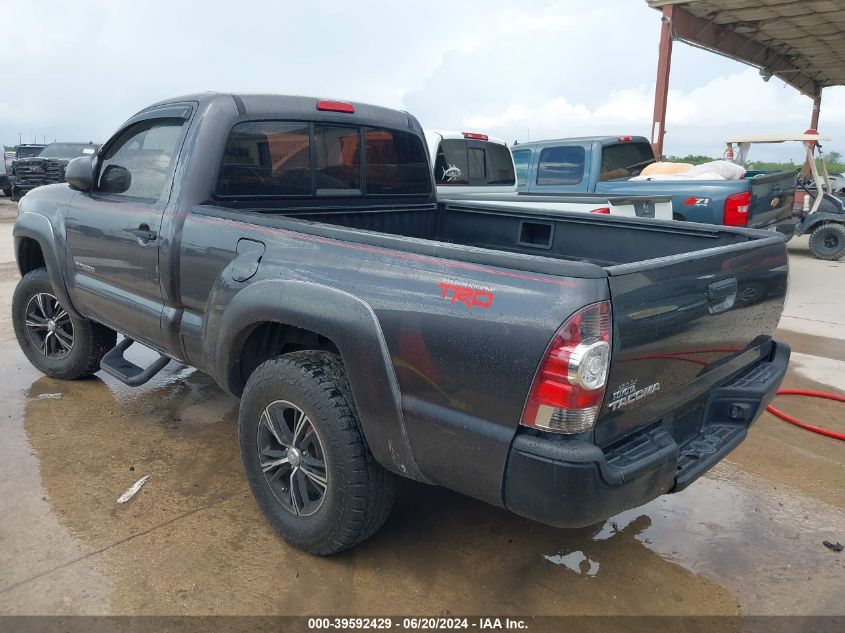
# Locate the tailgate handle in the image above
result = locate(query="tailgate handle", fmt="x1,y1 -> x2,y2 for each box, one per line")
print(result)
707,278 -> 737,314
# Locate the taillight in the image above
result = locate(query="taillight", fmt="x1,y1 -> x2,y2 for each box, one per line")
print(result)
462,132 -> 489,141
591,207 -> 611,214
316,100 -> 355,113
616,136 -> 633,142
521,301 -> 612,434
723,191 -> 750,226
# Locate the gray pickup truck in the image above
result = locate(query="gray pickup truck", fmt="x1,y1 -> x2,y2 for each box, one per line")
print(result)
12,94 -> 790,555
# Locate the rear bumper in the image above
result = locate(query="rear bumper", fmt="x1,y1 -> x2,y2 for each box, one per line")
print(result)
503,339 -> 790,528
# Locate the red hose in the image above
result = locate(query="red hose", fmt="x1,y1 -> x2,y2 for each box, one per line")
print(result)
621,353 -> 844,440
767,389 -> 845,441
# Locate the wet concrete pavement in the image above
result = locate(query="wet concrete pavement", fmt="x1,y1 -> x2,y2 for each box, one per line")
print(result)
0,196 -> 842,617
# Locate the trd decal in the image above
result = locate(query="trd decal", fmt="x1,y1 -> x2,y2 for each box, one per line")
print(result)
437,281 -> 493,310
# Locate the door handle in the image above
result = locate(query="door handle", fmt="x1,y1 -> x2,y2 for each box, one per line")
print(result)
127,224 -> 157,243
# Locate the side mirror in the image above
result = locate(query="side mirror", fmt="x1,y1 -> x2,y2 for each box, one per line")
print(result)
99,164 -> 132,194
66,156 -> 95,192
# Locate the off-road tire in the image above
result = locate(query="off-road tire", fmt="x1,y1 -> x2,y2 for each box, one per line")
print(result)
12,268 -> 116,379
239,350 -> 396,555
808,223 -> 845,261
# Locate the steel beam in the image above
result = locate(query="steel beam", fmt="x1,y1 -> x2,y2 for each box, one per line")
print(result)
666,6 -> 821,98
810,92 -> 822,130
651,4 -> 674,159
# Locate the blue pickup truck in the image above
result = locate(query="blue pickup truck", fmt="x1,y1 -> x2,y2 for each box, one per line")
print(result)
511,136 -> 797,231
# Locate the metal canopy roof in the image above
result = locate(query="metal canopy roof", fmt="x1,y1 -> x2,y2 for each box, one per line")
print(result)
646,0 -> 845,97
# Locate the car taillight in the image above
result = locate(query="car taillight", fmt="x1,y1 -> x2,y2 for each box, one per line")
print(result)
462,132 -> 489,141
616,136 -> 633,142
591,207 -> 611,214
723,191 -> 750,226
521,301 -> 612,434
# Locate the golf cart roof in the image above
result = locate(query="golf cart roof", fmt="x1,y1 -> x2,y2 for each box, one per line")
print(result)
725,134 -> 831,144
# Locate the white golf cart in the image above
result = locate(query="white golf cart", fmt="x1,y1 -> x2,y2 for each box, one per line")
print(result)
725,132 -> 845,260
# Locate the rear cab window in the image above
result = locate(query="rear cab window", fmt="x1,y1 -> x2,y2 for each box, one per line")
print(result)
433,138 -> 515,187
537,146 -> 585,185
216,122 -> 430,198
599,141 -> 654,180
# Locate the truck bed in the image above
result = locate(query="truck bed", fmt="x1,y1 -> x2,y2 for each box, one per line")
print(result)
202,198 -> 788,450
212,198 -> 776,269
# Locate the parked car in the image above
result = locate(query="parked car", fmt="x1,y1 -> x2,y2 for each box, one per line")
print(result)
0,152 -> 10,197
13,93 -> 789,555
426,130 -> 672,219
14,143 -> 47,159
10,142 -> 98,201
512,135 -> 797,232
6,145 -> 46,197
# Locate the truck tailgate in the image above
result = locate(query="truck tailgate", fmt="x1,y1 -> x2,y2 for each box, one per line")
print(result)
597,235 -> 788,447
746,170 -> 795,229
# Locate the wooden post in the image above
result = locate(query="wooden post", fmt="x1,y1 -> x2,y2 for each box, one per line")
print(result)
651,4 -> 674,160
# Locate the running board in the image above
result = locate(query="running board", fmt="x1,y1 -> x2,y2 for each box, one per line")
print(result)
100,338 -> 170,387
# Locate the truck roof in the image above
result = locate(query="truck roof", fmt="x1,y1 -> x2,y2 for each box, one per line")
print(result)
513,135 -> 650,148
426,130 -> 509,146
137,93 -> 423,135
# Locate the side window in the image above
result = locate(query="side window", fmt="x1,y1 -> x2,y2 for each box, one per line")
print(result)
512,149 -> 531,186
217,122 -> 311,196
536,146 -> 585,186
364,129 -> 430,195
433,140 -> 469,185
314,126 -> 360,192
97,118 -> 185,201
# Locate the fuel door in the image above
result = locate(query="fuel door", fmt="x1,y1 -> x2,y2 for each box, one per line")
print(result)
232,238 -> 266,282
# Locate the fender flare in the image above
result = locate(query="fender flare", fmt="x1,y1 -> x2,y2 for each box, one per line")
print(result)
214,279 -> 427,481
13,212 -> 81,318
800,212 -> 845,234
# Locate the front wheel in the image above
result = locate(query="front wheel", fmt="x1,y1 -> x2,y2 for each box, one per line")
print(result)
239,350 -> 396,555
12,268 -> 116,379
808,223 -> 845,261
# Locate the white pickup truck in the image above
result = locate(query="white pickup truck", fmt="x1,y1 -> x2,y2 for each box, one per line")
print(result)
425,131 -> 673,219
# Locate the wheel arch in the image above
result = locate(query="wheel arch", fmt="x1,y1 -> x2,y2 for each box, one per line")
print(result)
802,214 -> 845,234
14,213 -> 80,318
214,279 -> 426,481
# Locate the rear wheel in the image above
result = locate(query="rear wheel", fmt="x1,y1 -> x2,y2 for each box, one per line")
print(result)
12,268 -> 116,379
808,223 -> 845,261
239,350 -> 396,555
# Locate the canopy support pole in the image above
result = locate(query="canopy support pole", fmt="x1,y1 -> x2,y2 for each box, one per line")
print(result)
651,4 -> 674,160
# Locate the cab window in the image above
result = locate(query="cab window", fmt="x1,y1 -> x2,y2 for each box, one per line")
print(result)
217,122 -> 430,197
512,149 -> 531,186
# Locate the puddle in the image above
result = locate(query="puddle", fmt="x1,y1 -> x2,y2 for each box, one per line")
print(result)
0,336 -> 842,616
543,550 -> 600,577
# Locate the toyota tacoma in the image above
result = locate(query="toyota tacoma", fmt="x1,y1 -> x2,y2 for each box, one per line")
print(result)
12,94 -> 790,554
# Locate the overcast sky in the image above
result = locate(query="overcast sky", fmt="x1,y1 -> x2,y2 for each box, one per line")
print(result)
3,0 -> 844,162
